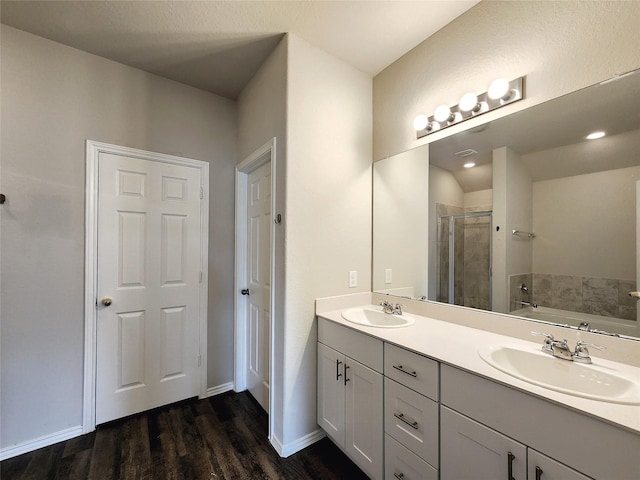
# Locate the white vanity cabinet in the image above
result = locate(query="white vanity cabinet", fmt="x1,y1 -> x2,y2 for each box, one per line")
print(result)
317,318 -> 384,480
441,364 -> 638,480
383,343 -> 439,480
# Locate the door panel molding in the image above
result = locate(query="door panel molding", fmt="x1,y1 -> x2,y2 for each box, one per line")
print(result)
84,140 -> 209,433
234,138 -> 277,439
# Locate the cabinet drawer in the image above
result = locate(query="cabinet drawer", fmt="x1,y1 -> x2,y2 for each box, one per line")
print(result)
385,434 -> 438,480
384,378 -> 438,468
318,318 -> 383,372
384,343 -> 438,400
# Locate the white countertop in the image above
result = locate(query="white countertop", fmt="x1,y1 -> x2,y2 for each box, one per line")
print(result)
317,304 -> 640,434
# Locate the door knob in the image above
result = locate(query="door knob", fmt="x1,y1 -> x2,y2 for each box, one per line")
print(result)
241,289 -> 250,296
101,298 -> 113,306
628,291 -> 640,299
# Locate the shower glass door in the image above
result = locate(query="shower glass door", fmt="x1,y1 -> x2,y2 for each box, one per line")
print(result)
437,211 -> 492,310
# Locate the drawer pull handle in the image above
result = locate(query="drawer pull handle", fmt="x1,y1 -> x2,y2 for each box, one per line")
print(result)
344,364 -> 350,385
394,412 -> 419,430
535,466 -> 543,480
394,473 -> 404,480
508,452 -> 516,480
392,364 -> 417,377
336,359 -> 342,381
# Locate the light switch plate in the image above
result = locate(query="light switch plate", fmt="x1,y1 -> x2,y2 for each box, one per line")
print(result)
349,270 -> 357,288
385,268 -> 392,284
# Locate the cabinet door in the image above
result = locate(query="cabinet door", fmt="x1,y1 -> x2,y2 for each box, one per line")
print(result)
345,358 -> 384,480
528,449 -> 593,480
317,342 -> 345,446
441,406 -> 526,480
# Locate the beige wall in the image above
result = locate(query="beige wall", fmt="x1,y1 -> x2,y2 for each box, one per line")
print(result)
533,166 -> 640,280
0,26 -> 237,449
492,147 -> 533,313
373,1 -> 640,160
236,36 -> 288,445
373,147 -> 429,297
284,34 -> 372,448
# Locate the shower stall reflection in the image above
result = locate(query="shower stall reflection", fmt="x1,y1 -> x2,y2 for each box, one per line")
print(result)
437,211 -> 492,310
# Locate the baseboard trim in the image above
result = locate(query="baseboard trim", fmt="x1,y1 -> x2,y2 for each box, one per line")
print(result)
0,426 -> 83,461
206,382 -> 234,397
270,428 -> 326,458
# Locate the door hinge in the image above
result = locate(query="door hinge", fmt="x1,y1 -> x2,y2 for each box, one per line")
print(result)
199,271 -> 203,283
200,187 -> 204,199
198,355 -> 202,367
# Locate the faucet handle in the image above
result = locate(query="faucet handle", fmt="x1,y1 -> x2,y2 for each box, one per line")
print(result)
393,303 -> 405,315
531,331 -> 554,341
531,331 -> 554,354
573,340 -> 606,364
575,340 -> 606,351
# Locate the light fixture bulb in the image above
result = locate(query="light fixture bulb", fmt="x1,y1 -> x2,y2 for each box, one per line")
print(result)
488,78 -> 510,100
463,162 -> 476,168
459,92 -> 479,112
426,121 -> 441,132
413,114 -> 429,131
586,131 -> 606,140
434,104 -> 452,123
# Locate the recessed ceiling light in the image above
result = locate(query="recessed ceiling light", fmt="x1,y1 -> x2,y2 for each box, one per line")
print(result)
586,131 -> 605,140
463,162 -> 476,168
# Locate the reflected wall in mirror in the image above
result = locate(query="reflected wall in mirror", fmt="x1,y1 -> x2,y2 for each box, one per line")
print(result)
373,69 -> 640,339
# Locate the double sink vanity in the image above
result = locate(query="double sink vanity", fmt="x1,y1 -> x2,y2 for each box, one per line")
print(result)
316,293 -> 640,480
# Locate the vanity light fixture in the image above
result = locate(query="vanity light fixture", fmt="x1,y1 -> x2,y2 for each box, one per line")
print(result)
414,76 -> 525,139
586,131 -> 606,140
463,162 -> 476,168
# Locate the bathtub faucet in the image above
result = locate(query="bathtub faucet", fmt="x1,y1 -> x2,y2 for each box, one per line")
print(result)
519,301 -> 537,308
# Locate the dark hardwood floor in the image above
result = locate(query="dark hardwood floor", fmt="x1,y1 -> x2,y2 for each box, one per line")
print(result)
1,391 -> 370,480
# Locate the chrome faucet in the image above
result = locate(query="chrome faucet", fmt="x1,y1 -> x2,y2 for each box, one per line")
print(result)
531,332 -> 605,363
519,301 -> 538,308
379,300 -> 404,315
380,300 -> 395,314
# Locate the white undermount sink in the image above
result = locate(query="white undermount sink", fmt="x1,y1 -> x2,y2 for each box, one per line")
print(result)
341,306 -> 416,328
478,345 -> 640,405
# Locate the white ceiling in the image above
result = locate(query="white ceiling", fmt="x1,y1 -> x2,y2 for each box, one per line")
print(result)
0,0 -> 480,99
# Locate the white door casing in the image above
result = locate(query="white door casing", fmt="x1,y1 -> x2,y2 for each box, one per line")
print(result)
245,161 -> 272,412
84,141 -> 209,431
234,138 -> 276,431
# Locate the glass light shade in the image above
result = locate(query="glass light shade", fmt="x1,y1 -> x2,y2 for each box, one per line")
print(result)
488,78 -> 510,100
463,162 -> 476,168
459,92 -> 479,112
413,114 -> 429,130
434,104 -> 452,123
586,131 -> 606,140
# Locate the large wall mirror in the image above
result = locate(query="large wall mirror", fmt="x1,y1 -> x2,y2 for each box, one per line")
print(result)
373,69 -> 640,339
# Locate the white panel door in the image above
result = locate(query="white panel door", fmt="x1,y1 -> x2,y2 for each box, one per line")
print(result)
244,161 -> 271,412
96,153 -> 202,424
